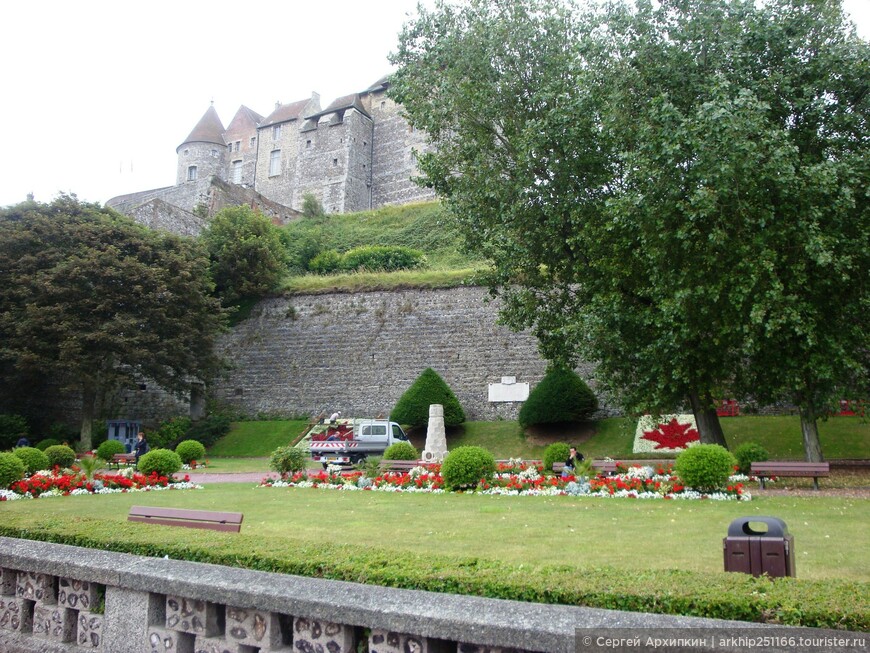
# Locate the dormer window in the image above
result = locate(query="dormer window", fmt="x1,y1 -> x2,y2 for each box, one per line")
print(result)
187,166 -> 197,181
273,125 -> 282,140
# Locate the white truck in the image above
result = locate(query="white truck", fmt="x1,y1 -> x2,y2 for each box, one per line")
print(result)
307,418 -> 409,466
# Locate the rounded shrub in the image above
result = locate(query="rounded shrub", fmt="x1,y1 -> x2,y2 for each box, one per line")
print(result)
674,444 -> 737,492
383,441 -> 417,461
340,245 -> 426,272
44,445 -> 77,470
269,446 -> 307,474
734,442 -> 769,475
12,446 -> 50,474
543,442 -> 572,474
391,368 -> 466,429
96,439 -> 127,461
34,438 -> 61,451
175,440 -> 207,465
519,367 -> 598,428
0,452 -> 26,489
137,449 -> 182,477
441,446 -> 496,491
308,249 -> 342,274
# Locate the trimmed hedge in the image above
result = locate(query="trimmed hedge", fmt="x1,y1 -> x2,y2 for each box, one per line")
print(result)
383,442 -> 417,461
441,446 -> 496,490
137,449 -> 182,477
391,368 -> 465,429
734,442 -> 769,475
269,446 -> 307,474
175,440 -> 206,465
339,245 -> 425,272
34,438 -> 61,451
44,445 -> 76,470
0,452 -> 25,489
96,440 -> 127,461
0,522 -> 864,631
12,447 -> 50,474
543,442 -> 571,473
675,444 -> 738,492
518,367 -> 598,428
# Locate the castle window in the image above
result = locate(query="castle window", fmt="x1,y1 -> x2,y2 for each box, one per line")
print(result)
273,124 -> 282,140
183,149 -> 189,156
269,150 -> 281,176
210,149 -> 219,157
231,160 -> 243,184
306,140 -> 311,148
187,166 -> 197,181
333,158 -> 338,166
250,136 -> 256,147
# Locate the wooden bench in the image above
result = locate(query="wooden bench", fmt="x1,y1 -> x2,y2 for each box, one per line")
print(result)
128,506 -> 244,532
750,462 -> 830,490
111,453 -> 135,465
378,460 -> 422,473
552,460 -> 619,475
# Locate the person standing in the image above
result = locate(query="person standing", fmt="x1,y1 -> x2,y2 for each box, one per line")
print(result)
133,432 -> 149,465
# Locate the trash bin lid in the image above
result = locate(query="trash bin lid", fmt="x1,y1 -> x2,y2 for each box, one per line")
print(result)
727,516 -> 789,538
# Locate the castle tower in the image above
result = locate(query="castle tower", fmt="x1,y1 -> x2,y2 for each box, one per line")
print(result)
176,105 -> 226,186
224,106 -> 264,187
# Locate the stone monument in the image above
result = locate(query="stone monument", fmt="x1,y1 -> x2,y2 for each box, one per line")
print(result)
421,404 -> 448,463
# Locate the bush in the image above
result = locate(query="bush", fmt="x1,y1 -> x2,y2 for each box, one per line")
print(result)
339,245 -> 426,273
0,452 -> 25,489
186,415 -> 231,448
441,446 -> 496,490
175,440 -> 207,465
0,414 -> 29,450
519,367 -> 598,428
543,442 -> 572,473
269,446 -> 307,474
675,444 -> 738,492
308,249 -> 342,274
391,368 -> 465,429
34,438 -> 61,451
44,445 -> 77,470
12,447 -> 50,474
152,417 -> 192,450
734,442 -> 769,475
383,442 -> 417,461
137,449 -> 182,477
96,440 -> 127,461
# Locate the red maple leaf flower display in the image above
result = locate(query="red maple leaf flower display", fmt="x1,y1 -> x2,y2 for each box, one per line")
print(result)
641,418 -> 700,450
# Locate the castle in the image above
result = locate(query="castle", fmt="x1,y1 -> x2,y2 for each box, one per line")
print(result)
107,76 -> 435,234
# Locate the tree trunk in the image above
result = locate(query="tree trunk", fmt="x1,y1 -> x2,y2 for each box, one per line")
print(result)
798,401 -> 825,462
688,390 -> 728,448
79,384 -> 96,452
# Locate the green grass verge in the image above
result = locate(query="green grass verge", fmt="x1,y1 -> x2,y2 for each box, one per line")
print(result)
0,486 -> 866,629
206,420 -> 309,457
185,458 -> 269,474
279,268 -> 482,295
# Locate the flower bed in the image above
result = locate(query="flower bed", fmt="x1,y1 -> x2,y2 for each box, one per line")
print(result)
633,414 -> 700,453
260,462 -> 751,501
0,468 -> 202,501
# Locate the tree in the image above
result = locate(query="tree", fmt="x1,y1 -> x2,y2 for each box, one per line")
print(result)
391,0 -> 869,459
391,368 -> 466,429
518,366 -> 597,428
0,195 -> 225,449
200,205 -> 289,305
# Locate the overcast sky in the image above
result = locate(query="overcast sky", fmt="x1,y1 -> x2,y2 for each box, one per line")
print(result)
1,0 -> 867,208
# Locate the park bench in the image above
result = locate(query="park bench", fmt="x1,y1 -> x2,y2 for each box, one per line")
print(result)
552,460 -> 619,476
378,460 -> 422,473
111,453 -> 135,465
750,461 -> 830,491
127,506 -> 244,532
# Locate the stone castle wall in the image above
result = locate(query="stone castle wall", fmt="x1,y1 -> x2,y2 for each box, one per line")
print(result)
211,287 -> 603,421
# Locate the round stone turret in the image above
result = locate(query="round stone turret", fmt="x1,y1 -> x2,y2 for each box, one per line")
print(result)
176,106 -> 227,186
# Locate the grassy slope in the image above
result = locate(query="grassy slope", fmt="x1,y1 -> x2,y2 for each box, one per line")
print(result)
207,420 -> 310,457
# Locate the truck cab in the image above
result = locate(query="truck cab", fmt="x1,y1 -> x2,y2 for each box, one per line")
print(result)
308,418 -> 408,466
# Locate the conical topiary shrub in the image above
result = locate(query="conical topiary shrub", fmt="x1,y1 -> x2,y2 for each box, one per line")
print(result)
519,366 -> 598,428
391,368 -> 466,429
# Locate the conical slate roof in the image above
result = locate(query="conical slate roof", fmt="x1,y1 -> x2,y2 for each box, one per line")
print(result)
178,106 -> 226,150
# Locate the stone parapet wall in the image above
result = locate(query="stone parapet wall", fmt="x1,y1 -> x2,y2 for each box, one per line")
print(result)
2,537 -> 852,653
212,287 -> 604,421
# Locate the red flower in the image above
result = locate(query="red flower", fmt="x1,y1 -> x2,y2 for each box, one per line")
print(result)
642,419 -> 700,450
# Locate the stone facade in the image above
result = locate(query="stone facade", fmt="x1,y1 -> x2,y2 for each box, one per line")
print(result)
107,78 -> 435,234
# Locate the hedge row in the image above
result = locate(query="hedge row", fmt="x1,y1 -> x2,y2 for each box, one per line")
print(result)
0,523 -> 864,631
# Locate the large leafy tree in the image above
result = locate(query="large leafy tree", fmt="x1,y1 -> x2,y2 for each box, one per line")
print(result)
0,195 -> 226,449
391,0 -> 869,459
200,205 -> 289,305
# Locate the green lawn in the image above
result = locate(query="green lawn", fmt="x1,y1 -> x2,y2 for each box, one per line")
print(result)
207,420 -> 310,457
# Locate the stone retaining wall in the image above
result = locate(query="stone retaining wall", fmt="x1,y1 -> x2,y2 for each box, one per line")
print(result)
0,537 -> 856,653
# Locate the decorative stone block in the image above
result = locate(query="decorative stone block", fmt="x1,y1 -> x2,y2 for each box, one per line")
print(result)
370,629 -> 453,653
77,612 -> 104,649
0,597 -> 33,633
293,616 -> 355,653
0,567 -> 17,595
166,595 -> 223,637
149,626 -> 195,653
16,570 -> 57,604
193,636 -> 236,653
225,606 -> 291,650
32,604 -> 76,642
59,577 -> 100,611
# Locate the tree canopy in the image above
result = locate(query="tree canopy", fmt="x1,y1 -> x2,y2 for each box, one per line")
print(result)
0,195 -> 226,448
391,0 -> 869,459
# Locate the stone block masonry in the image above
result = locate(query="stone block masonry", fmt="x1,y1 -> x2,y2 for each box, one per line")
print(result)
212,286 -> 604,421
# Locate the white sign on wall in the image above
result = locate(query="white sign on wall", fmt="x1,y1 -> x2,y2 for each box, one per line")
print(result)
488,376 -> 530,402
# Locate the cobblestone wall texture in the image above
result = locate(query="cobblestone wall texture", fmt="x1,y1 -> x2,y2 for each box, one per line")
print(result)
212,287 -> 603,421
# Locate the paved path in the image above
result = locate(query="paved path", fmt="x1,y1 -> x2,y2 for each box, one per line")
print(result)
178,472 -> 279,484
